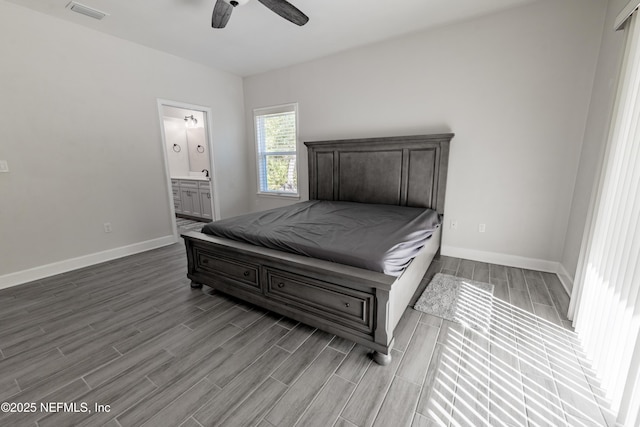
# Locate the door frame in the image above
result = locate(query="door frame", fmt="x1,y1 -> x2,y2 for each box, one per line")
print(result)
157,99 -> 220,241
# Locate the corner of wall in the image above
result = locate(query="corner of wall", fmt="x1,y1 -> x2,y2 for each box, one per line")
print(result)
441,245 -> 560,273
556,263 -> 574,296
558,0 -> 627,294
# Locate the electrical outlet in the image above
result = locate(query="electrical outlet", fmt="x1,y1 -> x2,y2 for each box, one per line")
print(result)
450,221 -> 458,230
103,222 -> 112,233
0,160 -> 8,173
479,223 -> 486,233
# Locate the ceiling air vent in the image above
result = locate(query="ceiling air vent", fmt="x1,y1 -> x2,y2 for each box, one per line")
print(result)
66,2 -> 108,20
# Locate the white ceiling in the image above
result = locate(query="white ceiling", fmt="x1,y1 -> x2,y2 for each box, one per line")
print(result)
9,0 -> 537,77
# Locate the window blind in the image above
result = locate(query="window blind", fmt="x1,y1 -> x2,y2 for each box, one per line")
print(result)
570,12 -> 640,426
254,105 -> 298,195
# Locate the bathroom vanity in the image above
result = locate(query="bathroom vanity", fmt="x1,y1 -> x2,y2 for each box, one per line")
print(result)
171,177 -> 213,221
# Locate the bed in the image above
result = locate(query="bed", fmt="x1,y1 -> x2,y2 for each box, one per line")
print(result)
181,133 -> 453,365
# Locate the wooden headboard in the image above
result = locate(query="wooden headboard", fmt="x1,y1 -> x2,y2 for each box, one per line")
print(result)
304,134 -> 453,214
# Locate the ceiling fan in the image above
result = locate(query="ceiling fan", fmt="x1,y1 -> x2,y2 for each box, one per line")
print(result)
211,0 -> 309,29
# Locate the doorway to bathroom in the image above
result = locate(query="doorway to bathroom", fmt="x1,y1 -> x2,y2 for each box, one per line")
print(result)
157,99 -> 219,240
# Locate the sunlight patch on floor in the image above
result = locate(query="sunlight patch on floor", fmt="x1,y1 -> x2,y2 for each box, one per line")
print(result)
425,283 -> 616,427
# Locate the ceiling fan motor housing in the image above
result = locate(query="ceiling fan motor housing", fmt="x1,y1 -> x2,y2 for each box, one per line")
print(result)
224,0 -> 249,6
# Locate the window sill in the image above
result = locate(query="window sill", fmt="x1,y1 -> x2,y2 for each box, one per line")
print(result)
257,192 -> 300,200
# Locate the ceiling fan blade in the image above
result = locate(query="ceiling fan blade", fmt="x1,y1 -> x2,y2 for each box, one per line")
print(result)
212,0 -> 233,28
257,0 -> 309,26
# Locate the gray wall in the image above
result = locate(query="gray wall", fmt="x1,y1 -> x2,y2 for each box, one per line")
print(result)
560,0 -> 629,290
243,0 -> 607,271
0,1 -> 249,278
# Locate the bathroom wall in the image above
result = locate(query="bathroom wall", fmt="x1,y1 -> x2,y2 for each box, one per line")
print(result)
163,107 -> 211,178
163,117 -> 190,177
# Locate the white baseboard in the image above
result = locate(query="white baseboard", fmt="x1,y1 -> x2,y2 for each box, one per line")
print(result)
441,245 -> 560,273
555,263 -> 574,296
0,235 -> 178,290
441,245 -> 576,297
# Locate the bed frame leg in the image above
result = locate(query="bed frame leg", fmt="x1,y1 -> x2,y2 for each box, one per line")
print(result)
190,281 -> 203,289
371,351 -> 392,366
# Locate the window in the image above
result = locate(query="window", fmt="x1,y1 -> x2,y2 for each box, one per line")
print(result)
569,9 -> 640,425
254,103 -> 299,197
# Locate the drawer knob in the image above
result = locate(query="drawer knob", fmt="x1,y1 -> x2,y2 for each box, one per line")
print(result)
243,270 -> 250,277
345,303 -> 350,308
202,259 -> 209,264
278,282 -> 285,288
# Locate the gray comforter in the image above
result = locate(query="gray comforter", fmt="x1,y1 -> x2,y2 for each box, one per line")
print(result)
201,200 -> 440,276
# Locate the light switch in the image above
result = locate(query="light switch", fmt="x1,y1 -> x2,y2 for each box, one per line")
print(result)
0,160 -> 8,173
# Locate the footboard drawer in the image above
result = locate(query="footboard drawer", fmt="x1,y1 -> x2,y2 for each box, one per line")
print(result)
194,249 -> 259,291
264,268 -> 374,334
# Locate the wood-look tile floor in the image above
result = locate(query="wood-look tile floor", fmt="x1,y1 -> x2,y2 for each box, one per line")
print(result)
0,244 -> 614,427
176,217 -> 208,234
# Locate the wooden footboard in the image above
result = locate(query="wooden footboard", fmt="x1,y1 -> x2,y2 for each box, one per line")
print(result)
182,228 -> 440,363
